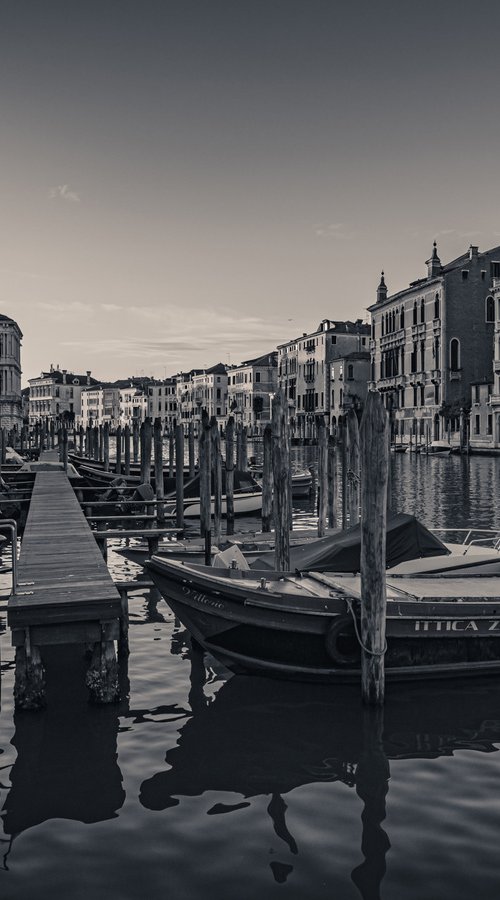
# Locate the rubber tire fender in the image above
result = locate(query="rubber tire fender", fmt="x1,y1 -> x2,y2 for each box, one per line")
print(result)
325,614 -> 360,667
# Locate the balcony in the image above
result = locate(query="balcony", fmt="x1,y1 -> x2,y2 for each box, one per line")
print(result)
494,358 -> 500,374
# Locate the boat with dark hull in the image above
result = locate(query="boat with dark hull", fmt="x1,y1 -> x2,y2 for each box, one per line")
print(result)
145,552 -> 500,683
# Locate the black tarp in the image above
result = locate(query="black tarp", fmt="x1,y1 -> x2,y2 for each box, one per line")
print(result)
251,513 -> 450,573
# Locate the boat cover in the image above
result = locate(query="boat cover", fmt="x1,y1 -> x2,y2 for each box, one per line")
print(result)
254,513 -> 450,573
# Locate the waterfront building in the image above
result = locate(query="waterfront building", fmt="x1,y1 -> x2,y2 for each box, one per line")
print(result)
330,351 -> 371,427
175,369 -> 205,433
119,381 -> 149,426
278,320 -> 370,439
0,313 -> 23,430
227,352 -> 277,434
80,384 -> 121,429
148,377 -> 178,430
368,243 -> 498,444
492,282 -> 500,447
470,279 -> 500,451
28,366 -> 98,426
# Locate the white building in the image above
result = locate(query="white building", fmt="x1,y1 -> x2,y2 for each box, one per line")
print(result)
0,313 -> 23,429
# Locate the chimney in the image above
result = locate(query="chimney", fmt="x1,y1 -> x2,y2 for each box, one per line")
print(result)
62,369 -> 67,384
86,370 -> 91,385
469,245 -> 479,259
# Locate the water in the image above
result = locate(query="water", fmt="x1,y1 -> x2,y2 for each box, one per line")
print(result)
1,452 -> 500,899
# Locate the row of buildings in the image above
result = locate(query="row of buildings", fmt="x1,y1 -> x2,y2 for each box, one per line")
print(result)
3,240 -> 500,450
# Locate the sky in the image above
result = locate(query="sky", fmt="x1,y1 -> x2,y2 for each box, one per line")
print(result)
2,0 -> 500,386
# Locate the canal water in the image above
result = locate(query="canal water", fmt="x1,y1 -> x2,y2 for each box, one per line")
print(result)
1,452 -> 500,899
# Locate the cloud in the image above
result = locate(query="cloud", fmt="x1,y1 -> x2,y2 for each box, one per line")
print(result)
101,303 -> 123,312
48,184 -> 81,203
314,223 -> 355,240
38,300 -> 92,314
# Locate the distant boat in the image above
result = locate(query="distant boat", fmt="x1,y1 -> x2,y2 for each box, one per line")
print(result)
429,440 -> 452,456
390,444 -> 407,453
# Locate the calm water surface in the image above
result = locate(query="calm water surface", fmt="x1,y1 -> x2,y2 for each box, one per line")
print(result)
1,452 -> 500,899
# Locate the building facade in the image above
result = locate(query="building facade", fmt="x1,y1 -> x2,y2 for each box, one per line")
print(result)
28,366 -> 98,426
0,314 -> 23,429
80,384 -> 122,429
148,378 -> 178,430
227,352 -> 277,433
330,351 -> 371,426
368,243 -> 498,444
278,320 -> 370,438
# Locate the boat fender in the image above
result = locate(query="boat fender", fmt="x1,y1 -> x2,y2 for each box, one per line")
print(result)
325,614 -> 360,667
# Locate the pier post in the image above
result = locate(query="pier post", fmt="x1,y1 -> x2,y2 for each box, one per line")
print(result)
210,417 -> 222,547
123,424 -> 131,475
115,425 -> 122,475
132,419 -> 140,463
62,427 -> 68,473
317,418 -> 328,537
236,423 -> 242,471
347,408 -> 360,527
118,588 -> 130,659
141,419 -> 152,484
168,428 -> 175,478
340,418 -> 348,529
13,630 -> 46,710
327,433 -> 337,529
175,423 -> 185,531
261,423 -> 273,533
199,413 -> 211,563
93,426 -> 99,461
241,426 -> 248,472
272,389 -> 290,571
78,425 -> 84,456
103,422 -> 110,472
188,421 -> 196,478
154,418 -> 165,524
360,391 -> 389,706
98,424 -> 103,462
86,636 -> 119,704
225,416 -> 235,536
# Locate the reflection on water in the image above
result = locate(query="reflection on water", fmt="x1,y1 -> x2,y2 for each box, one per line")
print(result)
0,454 -> 500,898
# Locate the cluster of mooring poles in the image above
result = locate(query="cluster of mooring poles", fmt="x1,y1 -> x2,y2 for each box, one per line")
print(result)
18,389 -> 389,704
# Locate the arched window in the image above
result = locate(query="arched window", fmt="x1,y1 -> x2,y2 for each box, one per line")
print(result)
434,293 -> 440,319
420,298 -> 425,323
413,301 -> 417,325
486,296 -> 494,322
347,364 -> 354,380
450,338 -> 460,372
400,307 -> 405,329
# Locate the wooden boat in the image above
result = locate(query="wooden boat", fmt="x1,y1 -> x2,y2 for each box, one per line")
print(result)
249,465 -> 313,498
428,440 -> 452,457
145,549 -> 500,682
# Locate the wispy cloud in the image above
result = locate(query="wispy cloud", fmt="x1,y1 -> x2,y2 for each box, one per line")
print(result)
48,184 -> 81,203
38,300 -> 92,315
101,303 -> 123,312
314,223 -> 355,240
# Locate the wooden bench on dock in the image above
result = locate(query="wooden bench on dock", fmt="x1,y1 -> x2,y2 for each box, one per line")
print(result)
7,470 -> 124,710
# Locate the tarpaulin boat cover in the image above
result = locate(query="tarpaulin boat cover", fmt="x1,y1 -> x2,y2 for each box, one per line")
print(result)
257,513 -> 450,573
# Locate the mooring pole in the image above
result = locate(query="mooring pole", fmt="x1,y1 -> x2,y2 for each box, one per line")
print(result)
115,425 -> 122,475
347,408 -> 360,528
188,421 -> 196,478
210,417 -> 222,547
272,389 -> 290,571
199,413 -> 211,563
317,418 -> 328,537
103,422 -> 110,472
261,423 -> 273,533
225,416 -> 235,536
154,417 -> 165,524
360,391 -> 389,706
124,423 -> 131,475
175,423 -> 185,531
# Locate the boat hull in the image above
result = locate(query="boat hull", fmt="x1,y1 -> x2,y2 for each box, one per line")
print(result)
146,557 -> 500,683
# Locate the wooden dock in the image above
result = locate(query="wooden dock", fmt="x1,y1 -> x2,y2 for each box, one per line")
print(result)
7,469 -> 123,710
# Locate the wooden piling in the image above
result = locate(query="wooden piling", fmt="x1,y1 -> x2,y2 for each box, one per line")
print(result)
317,419 -> 328,537
359,391 -> 389,706
154,418 -> 165,523
85,639 -> 119,704
175,423 -> 185,531
79,425 -> 84,455
261,423 -> 273,533
225,416 -> 235,536
241,425 -> 248,472
141,419 -> 152,484
199,414 -> 211,563
340,418 -> 348,529
327,436 -> 337,529
14,639 -> 46,710
132,419 -> 140,463
347,408 -> 360,527
168,429 -> 175,478
103,422 -> 110,472
272,389 -> 290,571
188,421 -> 196,478
115,425 -> 122,475
98,424 -> 103,462
62,427 -> 68,473
210,417 -> 222,547
122,423 -> 130,475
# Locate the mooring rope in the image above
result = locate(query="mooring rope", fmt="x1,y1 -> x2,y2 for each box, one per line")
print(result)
345,597 -> 387,657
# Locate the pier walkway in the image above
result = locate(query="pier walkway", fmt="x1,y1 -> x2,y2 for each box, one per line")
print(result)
7,466 -> 123,710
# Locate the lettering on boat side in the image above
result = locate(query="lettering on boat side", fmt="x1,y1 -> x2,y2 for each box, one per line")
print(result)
181,585 -> 223,609
414,620 -> 500,633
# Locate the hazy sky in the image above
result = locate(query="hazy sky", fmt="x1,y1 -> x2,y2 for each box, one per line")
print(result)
2,0 -> 500,386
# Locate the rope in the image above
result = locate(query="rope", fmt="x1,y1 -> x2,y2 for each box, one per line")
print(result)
345,597 -> 387,657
